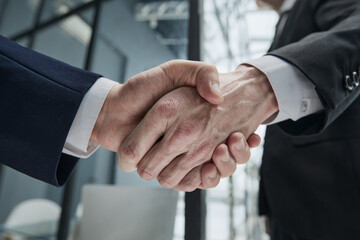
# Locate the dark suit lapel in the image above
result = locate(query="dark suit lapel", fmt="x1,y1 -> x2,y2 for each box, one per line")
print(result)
268,0 -> 304,52
268,10 -> 292,52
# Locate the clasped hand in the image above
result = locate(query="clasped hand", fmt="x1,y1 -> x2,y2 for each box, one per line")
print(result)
90,60 -> 277,191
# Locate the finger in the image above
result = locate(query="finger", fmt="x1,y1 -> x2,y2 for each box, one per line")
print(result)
247,133 -> 261,148
194,65 -> 223,105
160,60 -> 223,105
173,166 -> 202,192
136,117 -> 203,181
136,139 -> 183,181
212,144 -> 237,178
120,60 -> 222,120
198,163 -> 220,189
117,104 -> 171,172
155,153 -> 202,189
227,132 -> 251,164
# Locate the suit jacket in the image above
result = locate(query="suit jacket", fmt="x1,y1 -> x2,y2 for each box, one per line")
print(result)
259,0 -> 360,239
259,0 -> 360,240
0,35 -> 101,186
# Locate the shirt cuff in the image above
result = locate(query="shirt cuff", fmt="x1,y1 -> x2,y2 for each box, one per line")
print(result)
244,55 -> 324,124
63,77 -> 118,158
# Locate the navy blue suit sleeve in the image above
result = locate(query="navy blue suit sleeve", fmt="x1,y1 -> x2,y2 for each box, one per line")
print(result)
0,35 -> 102,186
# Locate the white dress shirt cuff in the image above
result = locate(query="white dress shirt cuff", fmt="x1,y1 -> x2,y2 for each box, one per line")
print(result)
244,55 -> 323,124
63,77 -> 118,158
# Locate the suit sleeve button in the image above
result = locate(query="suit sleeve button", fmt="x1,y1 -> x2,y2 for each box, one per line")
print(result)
345,75 -> 354,91
352,72 -> 359,87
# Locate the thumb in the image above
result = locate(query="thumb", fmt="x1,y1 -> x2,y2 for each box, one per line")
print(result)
160,60 -> 224,105
195,64 -> 223,105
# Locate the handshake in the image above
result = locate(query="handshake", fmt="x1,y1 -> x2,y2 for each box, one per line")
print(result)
90,60 -> 278,191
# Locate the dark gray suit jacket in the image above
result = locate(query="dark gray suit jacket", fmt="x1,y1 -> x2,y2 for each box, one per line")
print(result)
259,0 -> 360,239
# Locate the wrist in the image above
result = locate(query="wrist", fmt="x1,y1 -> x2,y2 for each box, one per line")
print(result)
90,83 -> 123,146
219,65 -> 278,134
239,65 -> 279,122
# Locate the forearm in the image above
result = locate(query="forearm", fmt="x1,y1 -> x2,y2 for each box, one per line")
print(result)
0,35 -> 100,186
269,5 -> 360,131
219,65 -> 279,136
63,77 -> 118,158
244,56 -> 324,124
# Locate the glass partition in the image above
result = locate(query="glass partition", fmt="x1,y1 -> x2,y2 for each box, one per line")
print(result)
0,0 -> 189,239
202,0 -> 277,239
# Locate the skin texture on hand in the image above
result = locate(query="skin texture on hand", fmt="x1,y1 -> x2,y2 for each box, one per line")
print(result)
176,132 -> 261,191
90,60 -> 223,152
90,59 -> 257,191
118,65 -> 278,190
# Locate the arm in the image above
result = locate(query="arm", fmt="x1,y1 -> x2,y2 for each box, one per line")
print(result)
91,61 -> 261,191
268,0 -> 360,134
0,35 -> 225,186
0,35 -> 100,186
245,56 -> 324,124
118,0 -> 360,190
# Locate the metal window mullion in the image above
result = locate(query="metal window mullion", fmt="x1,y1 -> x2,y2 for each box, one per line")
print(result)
57,1 -> 103,240
185,1 -> 206,240
10,0 -> 102,42
28,0 -> 46,49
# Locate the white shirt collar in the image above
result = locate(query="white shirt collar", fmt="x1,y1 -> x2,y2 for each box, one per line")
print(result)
279,0 -> 297,13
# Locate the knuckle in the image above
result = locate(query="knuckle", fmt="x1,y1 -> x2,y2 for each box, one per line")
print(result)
156,98 -> 178,118
158,175 -> 177,189
202,63 -> 218,74
161,143 -> 178,157
166,59 -> 179,67
194,141 -> 212,159
197,63 -> 218,78
171,158 -> 195,175
137,167 -> 155,180
160,60 -> 180,79
170,122 -> 201,145
121,141 -> 137,162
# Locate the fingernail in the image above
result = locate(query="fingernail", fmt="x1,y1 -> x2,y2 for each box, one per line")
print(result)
221,156 -> 229,163
236,138 -> 246,151
209,169 -> 218,179
211,82 -> 222,96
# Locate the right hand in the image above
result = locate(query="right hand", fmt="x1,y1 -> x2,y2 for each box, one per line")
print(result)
90,60 -> 259,190
176,132 -> 261,191
118,65 -> 277,190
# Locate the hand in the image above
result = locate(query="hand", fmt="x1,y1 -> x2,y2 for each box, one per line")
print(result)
90,60 -> 223,152
118,65 -> 278,189
176,132 -> 261,191
90,60 -> 233,190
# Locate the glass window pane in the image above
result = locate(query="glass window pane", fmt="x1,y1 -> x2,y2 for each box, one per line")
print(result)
33,7 -> 95,68
0,1 -> 189,239
40,0 -> 94,23
0,0 -> 38,37
203,0 -> 277,239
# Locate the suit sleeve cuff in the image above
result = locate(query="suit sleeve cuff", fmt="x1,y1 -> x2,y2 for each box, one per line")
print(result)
244,55 -> 324,124
63,77 -> 118,158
